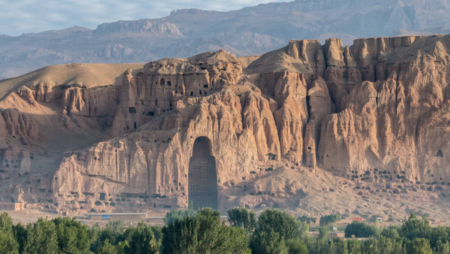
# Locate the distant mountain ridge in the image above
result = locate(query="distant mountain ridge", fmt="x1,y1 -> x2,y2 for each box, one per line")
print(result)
0,0 -> 449,79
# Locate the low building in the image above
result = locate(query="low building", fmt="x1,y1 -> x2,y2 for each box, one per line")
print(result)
0,203 -> 25,210
87,213 -> 147,221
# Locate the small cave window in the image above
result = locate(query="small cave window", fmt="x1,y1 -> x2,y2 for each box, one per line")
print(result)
167,81 -> 171,86
160,78 -> 165,86
190,91 -> 194,96
436,150 -> 444,158
199,91 -> 202,95
134,122 -> 137,129
128,107 -> 136,114
170,103 -> 173,107
146,112 -> 155,116
204,84 -> 208,88
155,100 -> 158,106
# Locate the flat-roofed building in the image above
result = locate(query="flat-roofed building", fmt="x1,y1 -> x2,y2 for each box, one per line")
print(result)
88,213 -> 147,221
0,203 -> 25,211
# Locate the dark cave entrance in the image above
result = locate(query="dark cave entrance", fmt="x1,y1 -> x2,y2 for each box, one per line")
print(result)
188,137 -> 218,210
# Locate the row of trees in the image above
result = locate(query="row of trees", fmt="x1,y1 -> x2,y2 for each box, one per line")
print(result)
0,207 -> 448,254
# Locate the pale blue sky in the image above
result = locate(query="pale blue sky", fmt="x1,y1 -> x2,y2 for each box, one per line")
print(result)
0,0 -> 288,36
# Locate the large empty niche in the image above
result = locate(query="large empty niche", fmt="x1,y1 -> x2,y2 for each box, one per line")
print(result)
188,137 -> 218,210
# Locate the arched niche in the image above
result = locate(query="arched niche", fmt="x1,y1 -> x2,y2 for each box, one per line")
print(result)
188,137 -> 218,210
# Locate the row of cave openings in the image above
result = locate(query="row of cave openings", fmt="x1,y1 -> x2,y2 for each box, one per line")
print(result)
157,78 -> 215,96
343,168 -> 407,182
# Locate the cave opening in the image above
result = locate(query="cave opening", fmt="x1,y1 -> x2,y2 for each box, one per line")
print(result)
188,137 -> 218,210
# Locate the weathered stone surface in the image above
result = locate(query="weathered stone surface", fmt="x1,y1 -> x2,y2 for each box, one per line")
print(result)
1,35 -> 450,220
1,108 -> 39,141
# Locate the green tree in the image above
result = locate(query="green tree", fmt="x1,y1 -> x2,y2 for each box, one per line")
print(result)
151,226 -> 163,242
435,240 -> 450,254
124,222 -> 158,254
0,230 -> 19,254
0,213 -> 19,254
116,241 -> 129,254
0,212 -> 14,233
297,215 -> 316,225
408,238 -> 432,254
227,207 -> 257,234
381,226 -> 400,239
285,238 -> 308,254
96,239 -> 117,254
344,221 -> 379,238
319,214 -> 341,227
401,214 -> 432,240
429,226 -> 448,249
318,226 -> 328,241
52,217 -> 91,254
91,221 -> 126,252
163,201 -> 197,226
151,225 -> 163,249
162,208 -> 249,254
105,220 -> 125,234
250,231 -> 288,254
347,238 -> 362,254
13,223 -> 27,253
257,209 -> 305,241
24,218 -> 58,254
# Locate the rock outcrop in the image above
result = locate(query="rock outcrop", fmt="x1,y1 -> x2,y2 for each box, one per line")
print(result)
1,35 -> 450,219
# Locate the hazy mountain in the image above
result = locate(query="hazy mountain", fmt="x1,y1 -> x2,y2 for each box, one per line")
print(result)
1,0 -> 450,79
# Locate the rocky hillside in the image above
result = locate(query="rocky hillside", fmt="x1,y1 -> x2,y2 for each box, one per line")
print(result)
1,0 -> 450,79
1,34 -> 450,223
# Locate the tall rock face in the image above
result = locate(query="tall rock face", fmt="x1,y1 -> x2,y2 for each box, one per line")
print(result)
317,35 -> 450,185
2,35 -> 450,216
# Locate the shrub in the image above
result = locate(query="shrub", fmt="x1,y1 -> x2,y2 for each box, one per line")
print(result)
344,221 -> 379,238
319,214 -> 341,226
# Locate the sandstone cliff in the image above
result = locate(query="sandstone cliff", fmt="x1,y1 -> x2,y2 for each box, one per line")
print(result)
1,35 -> 450,222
